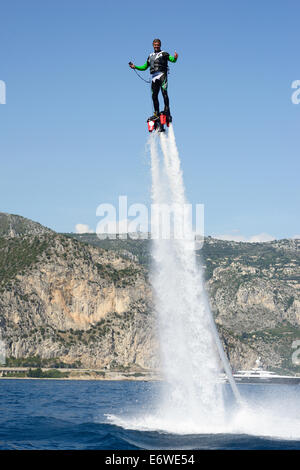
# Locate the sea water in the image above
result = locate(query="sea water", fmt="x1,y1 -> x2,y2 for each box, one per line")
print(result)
0,379 -> 300,450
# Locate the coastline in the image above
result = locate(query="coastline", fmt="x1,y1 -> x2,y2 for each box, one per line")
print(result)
0,367 -> 161,381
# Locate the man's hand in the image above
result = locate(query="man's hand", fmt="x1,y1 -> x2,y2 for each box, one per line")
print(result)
174,51 -> 178,59
129,62 -> 135,69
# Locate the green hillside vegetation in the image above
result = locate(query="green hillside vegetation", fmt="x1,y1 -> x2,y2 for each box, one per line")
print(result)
199,238 -> 299,281
0,236 -> 51,290
65,233 -> 151,265
67,233 -> 299,283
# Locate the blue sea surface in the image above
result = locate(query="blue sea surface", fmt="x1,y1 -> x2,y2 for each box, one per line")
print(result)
0,379 -> 300,450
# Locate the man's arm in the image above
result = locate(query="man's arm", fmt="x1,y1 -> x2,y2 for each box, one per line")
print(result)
168,51 -> 178,63
129,59 -> 149,70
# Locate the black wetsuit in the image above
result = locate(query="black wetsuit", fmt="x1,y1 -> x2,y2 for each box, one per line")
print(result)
135,50 -> 177,116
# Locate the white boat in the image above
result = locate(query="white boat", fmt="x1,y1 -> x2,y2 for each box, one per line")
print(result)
232,358 -> 300,384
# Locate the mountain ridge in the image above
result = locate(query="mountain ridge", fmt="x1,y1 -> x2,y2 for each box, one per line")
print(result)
0,212 -> 53,238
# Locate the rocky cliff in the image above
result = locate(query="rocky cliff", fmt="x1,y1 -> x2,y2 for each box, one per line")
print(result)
0,214 -> 299,374
201,238 -> 300,371
0,223 -> 156,370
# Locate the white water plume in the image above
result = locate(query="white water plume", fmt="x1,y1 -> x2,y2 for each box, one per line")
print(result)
148,126 -> 238,428
161,126 -> 241,404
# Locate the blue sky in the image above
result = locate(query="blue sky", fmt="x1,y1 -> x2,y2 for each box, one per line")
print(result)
0,0 -> 299,240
